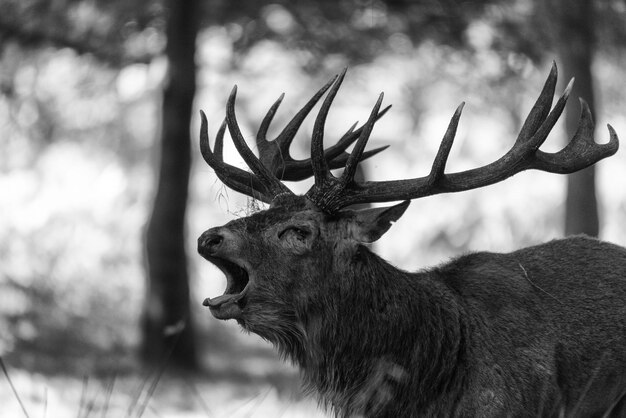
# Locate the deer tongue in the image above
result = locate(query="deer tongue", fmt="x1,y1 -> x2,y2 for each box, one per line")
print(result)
203,293 -> 244,320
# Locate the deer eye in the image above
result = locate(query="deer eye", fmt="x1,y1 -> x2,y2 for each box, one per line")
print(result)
278,226 -> 311,242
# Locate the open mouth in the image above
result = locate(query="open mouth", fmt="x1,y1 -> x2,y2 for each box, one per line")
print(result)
202,257 -> 251,320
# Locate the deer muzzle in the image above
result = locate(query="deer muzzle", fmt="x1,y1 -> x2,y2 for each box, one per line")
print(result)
197,227 -> 251,320
197,228 -> 225,257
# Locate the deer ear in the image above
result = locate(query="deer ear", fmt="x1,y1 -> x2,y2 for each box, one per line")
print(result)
348,200 -> 410,243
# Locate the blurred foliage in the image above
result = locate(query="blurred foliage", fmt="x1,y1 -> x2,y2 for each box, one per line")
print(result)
3,0 -> 625,69
0,0 -> 164,64
0,42 -> 155,373
218,0 -> 496,68
0,138 -> 145,372
209,0 -> 626,70
0,0 -> 625,415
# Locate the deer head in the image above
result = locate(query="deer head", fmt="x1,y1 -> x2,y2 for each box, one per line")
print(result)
197,64 -> 618,359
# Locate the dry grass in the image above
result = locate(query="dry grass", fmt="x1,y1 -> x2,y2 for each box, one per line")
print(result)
0,359 -> 325,418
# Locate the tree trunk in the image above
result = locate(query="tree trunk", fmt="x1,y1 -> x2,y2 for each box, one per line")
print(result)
141,0 -> 199,369
543,0 -> 600,236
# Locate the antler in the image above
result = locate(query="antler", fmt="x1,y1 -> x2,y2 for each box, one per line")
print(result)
199,69 -> 390,203
305,62 -> 619,212
201,64 -> 619,212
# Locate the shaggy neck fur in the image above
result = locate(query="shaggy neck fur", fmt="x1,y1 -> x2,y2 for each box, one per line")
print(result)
285,244 -> 470,417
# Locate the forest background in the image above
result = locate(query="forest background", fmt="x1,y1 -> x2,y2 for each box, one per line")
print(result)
1,0 -> 625,416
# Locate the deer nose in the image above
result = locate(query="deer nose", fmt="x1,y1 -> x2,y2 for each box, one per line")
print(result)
198,229 -> 224,256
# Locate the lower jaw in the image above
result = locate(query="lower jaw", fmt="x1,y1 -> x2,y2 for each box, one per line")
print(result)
204,282 -> 251,320
209,304 -> 242,320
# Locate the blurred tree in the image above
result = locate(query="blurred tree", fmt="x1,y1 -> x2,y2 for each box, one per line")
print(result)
542,0 -> 600,236
488,0 -> 626,236
0,0 -> 201,368
142,0 -> 199,368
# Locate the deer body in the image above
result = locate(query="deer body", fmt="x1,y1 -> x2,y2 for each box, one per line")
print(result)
197,66 -> 624,416
199,202 -> 626,417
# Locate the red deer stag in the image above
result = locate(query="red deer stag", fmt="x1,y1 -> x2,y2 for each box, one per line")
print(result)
197,65 -> 625,417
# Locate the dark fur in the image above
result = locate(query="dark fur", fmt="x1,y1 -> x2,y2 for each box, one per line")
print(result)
199,198 -> 626,417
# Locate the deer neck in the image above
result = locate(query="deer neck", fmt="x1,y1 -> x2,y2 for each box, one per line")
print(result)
297,244 -> 469,413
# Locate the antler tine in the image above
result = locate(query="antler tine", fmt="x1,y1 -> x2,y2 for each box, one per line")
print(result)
256,93 -> 285,146
311,69 -> 347,187
342,93 -> 384,185
320,145 -> 391,173
213,118 -> 226,157
534,99 -> 619,173
305,64 -> 618,212
256,74 -> 337,151
254,73 -> 390,182
255,75 -> 336,180
273,75 -> 337,152
260,103 -> 391,181
322,104 -> 392,163
521,77 -> 573,151
428,102 -> 465,185
225,86 -> 292,198
515,61 -> 557,143
271,145 -> 390,182
199,112 -> 273,202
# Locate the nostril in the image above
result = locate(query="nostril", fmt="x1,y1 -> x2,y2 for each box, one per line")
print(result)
207,235 -> 223,247
199,230 -> 224,254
